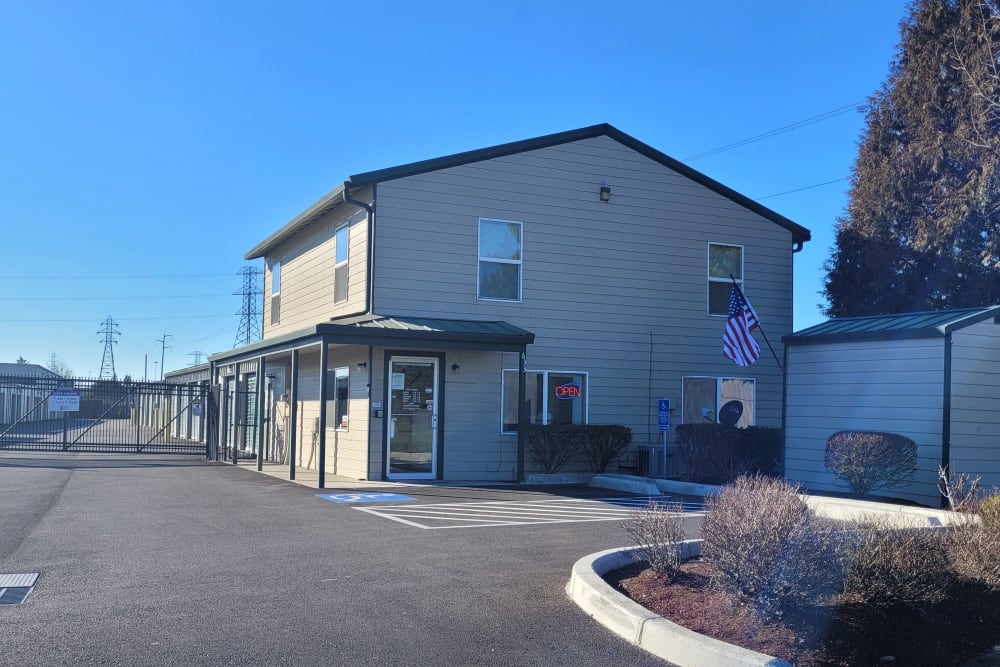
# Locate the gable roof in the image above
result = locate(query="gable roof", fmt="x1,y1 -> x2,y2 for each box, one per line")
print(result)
245,123 -> 810,259
0,363 -> 61,378
785,306 -> 1000,345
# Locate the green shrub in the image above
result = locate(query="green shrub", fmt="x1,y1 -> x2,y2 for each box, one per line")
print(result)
675,424 -> 781,483
622,500 -> 686,578
581,424 -> 632,473
701,475 -> 843,618
824,430 -> 917,496
844,516 -> 953,606
523,424 -> 579,474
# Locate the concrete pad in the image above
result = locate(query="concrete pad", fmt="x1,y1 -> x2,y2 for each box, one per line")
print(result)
589,474 -> 660,495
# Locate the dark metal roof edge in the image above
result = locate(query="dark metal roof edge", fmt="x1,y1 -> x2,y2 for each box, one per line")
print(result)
941,305 -> 1000,334
316,321 -> 535,345
163,363 -> 211,379
784,329 -> 942,345
244,183 -> 348,260
347,123 -> 810,243
208,325 -> 324,363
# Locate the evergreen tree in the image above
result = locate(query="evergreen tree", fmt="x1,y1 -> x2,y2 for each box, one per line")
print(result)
824,0 -> 1000,317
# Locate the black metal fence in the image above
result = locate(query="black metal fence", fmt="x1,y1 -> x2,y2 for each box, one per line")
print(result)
0,376 -> 214,455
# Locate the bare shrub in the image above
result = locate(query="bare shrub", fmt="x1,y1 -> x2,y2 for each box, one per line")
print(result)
523,425 -> 578,474
824,431 -> 917,496
701,475 -> 843,618
949,492 -> 1000,590
622,500 -> 686,578
581,425 -> 632,473
937,465 -> 982,512
843,516 -> 953,607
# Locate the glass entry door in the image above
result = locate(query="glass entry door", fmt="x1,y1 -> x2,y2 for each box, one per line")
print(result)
387,357 -> 438,479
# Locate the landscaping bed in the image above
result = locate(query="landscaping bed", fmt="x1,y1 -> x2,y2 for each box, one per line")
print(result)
607,558 -> 1000,666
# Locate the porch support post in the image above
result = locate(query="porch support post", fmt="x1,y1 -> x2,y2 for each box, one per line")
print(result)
516,347 -> 527,483
232,361 -> 241,465
207,361 -> 215,460
318,338 -> 329,489
256,357 -> 265,472
289,348 -> 299,480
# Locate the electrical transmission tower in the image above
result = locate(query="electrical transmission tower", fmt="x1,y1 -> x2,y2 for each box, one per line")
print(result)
98,316 -> 120,380
189,350 -> 205,366
234,265 -> 262,347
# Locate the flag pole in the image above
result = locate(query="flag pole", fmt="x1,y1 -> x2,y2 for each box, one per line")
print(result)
730,275 -> 783,372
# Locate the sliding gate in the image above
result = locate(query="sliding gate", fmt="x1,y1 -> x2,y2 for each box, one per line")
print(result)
0,376 -> 214,455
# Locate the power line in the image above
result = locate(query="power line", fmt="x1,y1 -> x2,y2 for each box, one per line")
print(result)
683,101 -> 865,162
754,177 -> 850,201
0,293 -> 233,301
0,315 -> 232,323
0,272 -> 236,280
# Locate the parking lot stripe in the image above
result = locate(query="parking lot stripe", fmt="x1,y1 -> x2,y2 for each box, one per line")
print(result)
353,495 -> 704,530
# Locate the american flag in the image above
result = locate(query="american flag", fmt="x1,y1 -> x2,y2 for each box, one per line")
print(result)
723,284 -> 760,366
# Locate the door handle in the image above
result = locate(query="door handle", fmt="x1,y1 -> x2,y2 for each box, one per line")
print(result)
390,418 -> 396,439
431,414 -> 438,429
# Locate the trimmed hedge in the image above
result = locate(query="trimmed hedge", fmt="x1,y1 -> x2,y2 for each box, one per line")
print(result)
524,423 -> 632,474
675,424 -> 782,483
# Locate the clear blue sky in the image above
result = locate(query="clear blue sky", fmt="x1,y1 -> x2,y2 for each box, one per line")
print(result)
0,0 -> 909,379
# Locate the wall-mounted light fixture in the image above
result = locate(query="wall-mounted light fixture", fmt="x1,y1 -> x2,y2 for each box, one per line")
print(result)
599,185 -> 611,202
451,363 -> 460,374
357,361 -> 367,370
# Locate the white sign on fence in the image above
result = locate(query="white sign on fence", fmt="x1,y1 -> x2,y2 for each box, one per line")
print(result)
49,390 -> 80,412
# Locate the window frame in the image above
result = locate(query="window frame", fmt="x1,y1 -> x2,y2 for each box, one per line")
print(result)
500,369 -> 589,434
334,224 -> 349,304
325,366 -> 350,431
680,375 -> 756,427
707,242 -> 744,316
270,259 -> 281,296
477,218 -> 523,302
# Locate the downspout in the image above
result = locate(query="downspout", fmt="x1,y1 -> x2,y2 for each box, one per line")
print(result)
941,332 -> 953,509
342,182 -> 376,316
342,182 -> 377,481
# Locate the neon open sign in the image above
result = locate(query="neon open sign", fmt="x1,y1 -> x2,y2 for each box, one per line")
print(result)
554,383 -> 582,400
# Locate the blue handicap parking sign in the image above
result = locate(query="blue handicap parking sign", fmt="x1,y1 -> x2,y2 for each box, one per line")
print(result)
318,492 -> 415,504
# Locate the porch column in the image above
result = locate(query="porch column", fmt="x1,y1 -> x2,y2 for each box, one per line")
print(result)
289,349 -> 298,480
207,362 -> 216,460
317,338 -> 329,489
232,362 -> 241,465
516,347 -> 527,482
256,357 -> 265,472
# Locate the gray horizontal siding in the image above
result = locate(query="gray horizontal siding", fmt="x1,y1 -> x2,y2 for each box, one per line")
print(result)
784,339 -> 944,506
949,321 -> 1000,488
372,135 -> 793,445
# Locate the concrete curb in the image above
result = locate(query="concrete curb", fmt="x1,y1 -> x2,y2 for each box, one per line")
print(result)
590,474 -> 721,498
566,542 -> 791,667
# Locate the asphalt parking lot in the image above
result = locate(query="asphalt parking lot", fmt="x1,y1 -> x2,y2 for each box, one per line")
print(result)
0,452 -> 700,666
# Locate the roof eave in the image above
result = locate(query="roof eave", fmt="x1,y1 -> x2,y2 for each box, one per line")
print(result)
244,183 -> 348,260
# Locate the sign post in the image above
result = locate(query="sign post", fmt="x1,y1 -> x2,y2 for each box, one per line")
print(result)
657,399 -> 670,477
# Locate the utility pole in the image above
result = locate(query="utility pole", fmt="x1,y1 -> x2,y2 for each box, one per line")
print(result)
98,316 -> 120,380
234,265 -> 262,347
189,350 -> 205,366
156,334 -> 172,381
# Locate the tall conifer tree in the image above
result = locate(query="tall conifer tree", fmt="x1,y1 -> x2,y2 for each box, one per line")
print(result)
824,0 -> 1000,317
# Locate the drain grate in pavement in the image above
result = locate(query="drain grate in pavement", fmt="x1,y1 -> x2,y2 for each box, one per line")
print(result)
0,573 -> 38,605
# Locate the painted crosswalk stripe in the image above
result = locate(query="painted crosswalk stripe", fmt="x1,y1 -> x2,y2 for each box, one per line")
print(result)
353,495 -> 704,529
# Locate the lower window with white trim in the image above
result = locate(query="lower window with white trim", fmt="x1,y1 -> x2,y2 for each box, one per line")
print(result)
501,370 -> 588,433
682,376 -> 755,428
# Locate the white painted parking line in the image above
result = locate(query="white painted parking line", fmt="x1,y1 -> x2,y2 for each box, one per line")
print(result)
353,496 -> 704,530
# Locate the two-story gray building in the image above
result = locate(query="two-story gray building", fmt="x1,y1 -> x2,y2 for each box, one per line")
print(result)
208,124 -> 810,486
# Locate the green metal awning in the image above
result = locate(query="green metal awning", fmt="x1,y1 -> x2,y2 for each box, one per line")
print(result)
784,306 -> 1000,345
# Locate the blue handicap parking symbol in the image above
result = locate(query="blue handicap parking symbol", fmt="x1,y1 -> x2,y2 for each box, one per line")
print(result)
318,492 -> 415,504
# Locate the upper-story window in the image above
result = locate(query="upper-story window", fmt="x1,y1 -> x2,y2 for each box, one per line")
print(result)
478,218 -> 522,301
270,259 -> 281,325
334,225 -> 349,303
271,260 -> 281,295
708,243 -> 743,315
